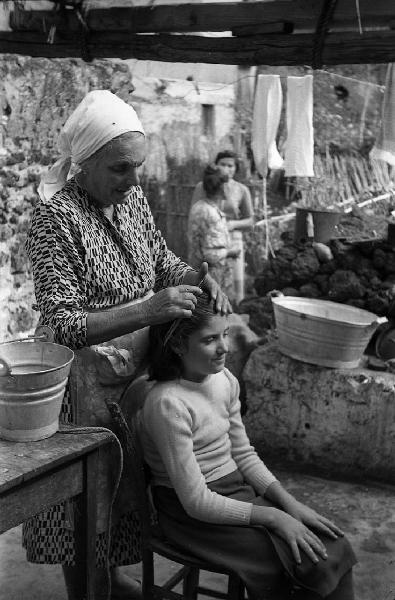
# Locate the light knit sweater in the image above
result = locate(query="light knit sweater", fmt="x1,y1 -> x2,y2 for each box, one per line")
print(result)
140,368 -> 277,525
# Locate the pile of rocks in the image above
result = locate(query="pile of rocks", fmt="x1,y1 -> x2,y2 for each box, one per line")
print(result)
240,233 -> 395,335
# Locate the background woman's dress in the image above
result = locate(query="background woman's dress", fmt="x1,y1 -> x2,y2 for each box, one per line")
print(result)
191,179 -> 253,304
187,198 -> 233,298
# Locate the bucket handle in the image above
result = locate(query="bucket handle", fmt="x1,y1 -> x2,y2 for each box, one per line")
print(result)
12,334 -> 50,343
9,325 -> 55,344
373,317 -> 388,325
267,290 -> 284,299
367,316 -> 387,332
0,327 -> 55,377
0,358 -> 11,377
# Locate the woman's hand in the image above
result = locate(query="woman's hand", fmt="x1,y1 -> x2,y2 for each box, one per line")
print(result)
282,497 -> 344,541
142,285 -> 202,325
269,508 -> 328,565
227,220 -> 237,232
183,262 -> 232,315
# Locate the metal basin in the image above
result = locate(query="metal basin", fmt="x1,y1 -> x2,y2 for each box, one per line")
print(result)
0,335 -> 74,441
271,294 -> 386,368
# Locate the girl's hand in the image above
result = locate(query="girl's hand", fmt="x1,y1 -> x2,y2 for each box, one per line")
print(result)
270,508 -> 328,565
283,497 -> 345,541
227,220 -> 237,232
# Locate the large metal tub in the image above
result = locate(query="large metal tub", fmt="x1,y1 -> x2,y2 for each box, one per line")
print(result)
271,295 -> 386,368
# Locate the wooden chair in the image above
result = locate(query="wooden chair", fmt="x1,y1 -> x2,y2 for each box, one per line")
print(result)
106,395 -> 246,600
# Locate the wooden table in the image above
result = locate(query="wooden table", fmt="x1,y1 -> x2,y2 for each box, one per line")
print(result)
0,426 -> 115,600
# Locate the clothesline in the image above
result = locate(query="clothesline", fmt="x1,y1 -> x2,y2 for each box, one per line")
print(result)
179,69 -> 385,97
130,65 -> 385,97
312,69 -> 385,92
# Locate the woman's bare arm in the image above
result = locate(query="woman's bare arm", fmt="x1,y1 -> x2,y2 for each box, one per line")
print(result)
227,216 -> 254,231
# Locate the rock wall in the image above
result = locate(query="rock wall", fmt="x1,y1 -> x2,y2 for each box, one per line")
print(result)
243,341 -> 395,483
255,235 -> 395,317
238,203 -> 395,337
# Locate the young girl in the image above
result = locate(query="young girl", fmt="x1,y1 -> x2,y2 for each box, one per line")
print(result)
188,164 -> 241,300
139,294 -> 357,600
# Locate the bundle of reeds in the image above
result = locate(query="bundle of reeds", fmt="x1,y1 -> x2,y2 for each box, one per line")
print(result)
289,151 -> 394,209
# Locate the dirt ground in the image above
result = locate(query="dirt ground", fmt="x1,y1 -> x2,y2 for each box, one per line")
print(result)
1,468 -> 394,600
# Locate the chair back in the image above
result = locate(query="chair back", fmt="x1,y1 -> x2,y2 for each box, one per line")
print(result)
105,379 -> 153,542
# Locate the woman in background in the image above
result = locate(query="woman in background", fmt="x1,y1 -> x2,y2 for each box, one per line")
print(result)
191,151 -> 254,304
188,164 -> 241,300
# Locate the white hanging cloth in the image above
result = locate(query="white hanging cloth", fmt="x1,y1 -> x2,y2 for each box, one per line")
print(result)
370,63 -> 395,166
251,74 -> 283,177
251,74 -> 282,259
283,75 -> 314,177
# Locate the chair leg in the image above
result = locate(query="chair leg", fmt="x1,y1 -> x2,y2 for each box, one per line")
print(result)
228,573 -> 245,600
142,550 -> 155,600
183,566 -> 200,600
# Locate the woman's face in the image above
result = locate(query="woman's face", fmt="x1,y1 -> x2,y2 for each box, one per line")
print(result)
216,157 -> 236,180
81,132 -> 146,207
180,314 -> 230,382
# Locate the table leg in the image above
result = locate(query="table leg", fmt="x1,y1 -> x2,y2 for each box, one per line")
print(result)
75,449 -> 110,600
85,451 -> 99,599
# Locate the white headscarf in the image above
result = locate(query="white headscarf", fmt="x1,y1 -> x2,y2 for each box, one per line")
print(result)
39,90 -> 145,202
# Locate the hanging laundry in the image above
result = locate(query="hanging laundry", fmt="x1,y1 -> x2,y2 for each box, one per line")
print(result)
251,74 -> 283,177
283,75 -> 314,177
370,63 -> 395,166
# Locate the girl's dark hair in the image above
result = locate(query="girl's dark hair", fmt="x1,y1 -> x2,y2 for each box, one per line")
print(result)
214,150 -> 239,172
202,164 -> 227,198
147,292 -> 216,382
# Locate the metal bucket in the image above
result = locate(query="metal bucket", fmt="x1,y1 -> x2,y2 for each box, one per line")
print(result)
0,327 -> 74,441
271,294 -> 387,368
294,208 -> 341,244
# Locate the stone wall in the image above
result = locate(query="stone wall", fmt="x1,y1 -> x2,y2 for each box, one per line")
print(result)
243,341 -> 395,483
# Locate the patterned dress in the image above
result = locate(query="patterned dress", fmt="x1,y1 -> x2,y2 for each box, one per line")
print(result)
187,198 -> 233,297
191,180 -> 253,303
23,178 -> 190,566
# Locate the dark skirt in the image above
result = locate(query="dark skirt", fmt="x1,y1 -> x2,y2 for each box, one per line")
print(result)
153,471 -> 357,600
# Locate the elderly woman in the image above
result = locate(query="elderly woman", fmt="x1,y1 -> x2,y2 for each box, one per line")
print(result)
25,90 -> 230,600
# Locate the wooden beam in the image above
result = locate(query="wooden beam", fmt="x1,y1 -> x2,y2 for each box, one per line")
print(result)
232,22 -> 294,36
1,30 -> 395,66
8,1 -> 395,34
311,0 -> 341,70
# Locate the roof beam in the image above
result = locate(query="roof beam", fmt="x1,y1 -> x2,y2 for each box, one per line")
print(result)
8,0 -> 395,34
1,30 -> 395,66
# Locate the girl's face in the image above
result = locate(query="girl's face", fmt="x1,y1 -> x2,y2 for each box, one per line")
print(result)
180,314 -> 230,382
80,132 -> 146,207
216,157 -> 236,180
